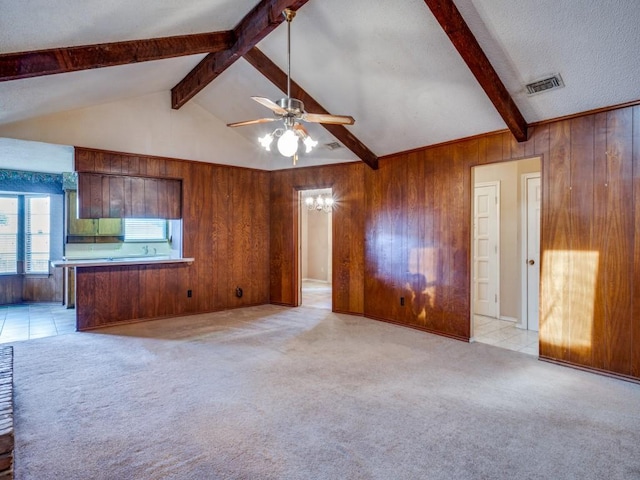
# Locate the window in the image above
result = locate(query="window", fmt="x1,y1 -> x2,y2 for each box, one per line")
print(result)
0,194 -> 52,275
25,196 -> 51,274
0,196 -> 18,274
124,219 -> 167,242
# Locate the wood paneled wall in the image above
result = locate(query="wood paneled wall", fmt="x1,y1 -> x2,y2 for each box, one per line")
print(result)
23,268 -> 63,303
269,162 -> 365,315
76,263 -> 189,330
0,271 -> 63,305
367,105 -> 640,380
540,108 -> 639,380
364,147 -> 471,340
0,277 -> 22,305
74,148 -> 270,329
74,104 -> 640,381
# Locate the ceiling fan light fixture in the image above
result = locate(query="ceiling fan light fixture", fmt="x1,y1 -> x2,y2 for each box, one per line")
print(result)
277,128 -> 299,157
228,7 -> 354,166
258,132 -> 274,151
303,136 -> 318,153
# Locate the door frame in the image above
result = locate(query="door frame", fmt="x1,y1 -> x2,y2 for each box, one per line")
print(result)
295,187 -> 334,308
519,172 -> 541,330
471,180 -> 501,321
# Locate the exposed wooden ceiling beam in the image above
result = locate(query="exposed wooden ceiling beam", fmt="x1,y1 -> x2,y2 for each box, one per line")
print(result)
423,0 -> 529,142
244,47 -> 379,170
171,0 -> 310,110
0,32 -> 235,82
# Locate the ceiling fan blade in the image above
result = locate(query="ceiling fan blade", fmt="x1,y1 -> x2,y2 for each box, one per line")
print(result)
302,113 -> 355,125
252,96 -> 288,115
226,117 -> 278,128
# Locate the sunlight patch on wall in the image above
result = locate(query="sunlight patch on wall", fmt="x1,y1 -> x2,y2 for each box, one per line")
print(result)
541,250 -> 599,350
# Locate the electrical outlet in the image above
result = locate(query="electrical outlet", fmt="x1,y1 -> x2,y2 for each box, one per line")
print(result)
400,297 -> 405,306
187,289 -> 192,298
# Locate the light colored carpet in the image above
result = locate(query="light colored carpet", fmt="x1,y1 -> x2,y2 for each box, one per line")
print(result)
11,305 -> 640,479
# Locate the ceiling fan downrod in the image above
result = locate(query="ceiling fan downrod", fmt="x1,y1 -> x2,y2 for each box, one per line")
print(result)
283,8 -> 296,101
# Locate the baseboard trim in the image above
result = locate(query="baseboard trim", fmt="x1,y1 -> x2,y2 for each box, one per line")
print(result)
539,356 -> 640,385
364,314 -> 470,343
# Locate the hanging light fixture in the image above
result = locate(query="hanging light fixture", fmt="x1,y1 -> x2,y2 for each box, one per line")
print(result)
227,8 -> 355,167
258,125 -> 318,164
255,11 -> 318,164
305,194 -> 334,213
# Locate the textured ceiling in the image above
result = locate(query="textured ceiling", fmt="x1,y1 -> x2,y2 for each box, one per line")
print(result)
458,0 -> 640,122
1,0 -> 639,170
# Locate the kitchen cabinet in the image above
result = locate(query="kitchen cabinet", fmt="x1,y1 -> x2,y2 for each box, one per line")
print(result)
67,191 -> 123,242
97,218 -> 123,235
77,173 -> 181,219
68,191 -> 97,235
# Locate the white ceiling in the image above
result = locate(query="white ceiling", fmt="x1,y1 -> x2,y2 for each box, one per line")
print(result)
1,0 -> 639,170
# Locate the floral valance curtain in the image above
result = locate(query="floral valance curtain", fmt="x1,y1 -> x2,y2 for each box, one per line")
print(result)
0,169 -> 63,194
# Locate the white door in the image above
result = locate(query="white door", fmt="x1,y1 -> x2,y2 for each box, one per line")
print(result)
525,175 -> 541,331
473,183 -> 499,318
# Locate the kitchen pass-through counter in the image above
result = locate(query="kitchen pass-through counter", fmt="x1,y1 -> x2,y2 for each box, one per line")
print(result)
51,255 -> 196,331
51,256 -> 194,268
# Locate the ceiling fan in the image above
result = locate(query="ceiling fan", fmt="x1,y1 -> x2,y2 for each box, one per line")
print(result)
226,8 -> 355,164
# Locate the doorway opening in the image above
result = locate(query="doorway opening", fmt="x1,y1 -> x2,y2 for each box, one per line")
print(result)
470,157 -> 541,356
298,188 -> 333,309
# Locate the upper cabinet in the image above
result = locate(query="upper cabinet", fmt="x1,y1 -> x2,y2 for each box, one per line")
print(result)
67,191 -> 100,236
77,173 -> 181,219
67,190 -> 124,242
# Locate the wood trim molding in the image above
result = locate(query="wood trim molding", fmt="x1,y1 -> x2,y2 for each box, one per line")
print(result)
423,0 -> 529,142
0,32 -> 234,82
243,47 -> 379,170
365,314 -> 471,343
380,98 -> 640,161
529,98 -> 640,127
171,0 -> 310,109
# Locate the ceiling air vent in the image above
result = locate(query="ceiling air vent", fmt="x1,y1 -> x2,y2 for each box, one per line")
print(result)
525,74 -> 564,96
324,142 -> 342,151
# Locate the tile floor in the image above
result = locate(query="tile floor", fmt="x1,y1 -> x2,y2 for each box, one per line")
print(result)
472,315 -> 539,356
301,280 -> 332,309
0,303 -> 76,344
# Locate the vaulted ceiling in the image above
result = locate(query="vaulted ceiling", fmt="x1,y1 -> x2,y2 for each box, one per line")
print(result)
1,0 -> 639,170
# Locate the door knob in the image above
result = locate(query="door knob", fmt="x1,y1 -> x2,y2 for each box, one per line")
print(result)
528,259 -> 535,265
